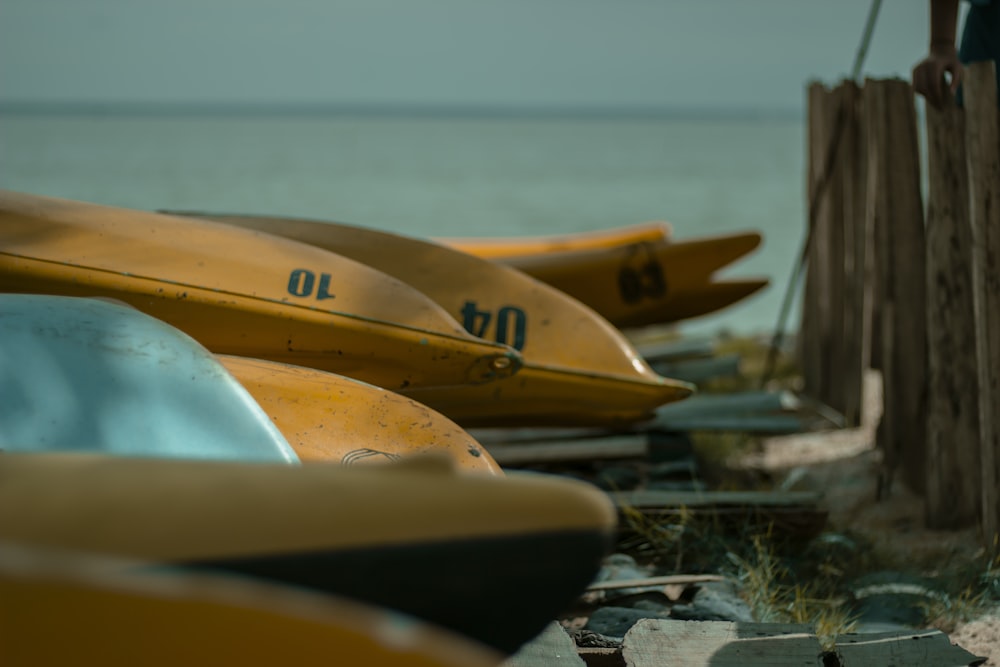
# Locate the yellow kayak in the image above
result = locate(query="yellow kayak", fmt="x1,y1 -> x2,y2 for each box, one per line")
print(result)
218,355 -> 502,475
0,191 -> 521,391
171,213 -> 694,427
499,232 -> 769,328
0,453 -> 616,653
437,220 -> 672,259
0,543 -> 502,666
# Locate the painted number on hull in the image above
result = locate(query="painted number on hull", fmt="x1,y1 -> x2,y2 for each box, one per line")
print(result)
618,243 -> 667,304
462,301 -> 527,351
287,269 -> 335,300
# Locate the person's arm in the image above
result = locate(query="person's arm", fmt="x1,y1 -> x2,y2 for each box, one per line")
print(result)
912,0 -> 963,108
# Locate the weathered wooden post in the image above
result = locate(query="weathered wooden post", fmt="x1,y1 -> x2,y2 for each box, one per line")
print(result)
800,81 -> 867,427
923,94 -> 980,529
801,83 -> 833,407
964,61 -> 1000,551
823,84 -> 848,420
863,78 -> 927,496
839,81 -> 868,429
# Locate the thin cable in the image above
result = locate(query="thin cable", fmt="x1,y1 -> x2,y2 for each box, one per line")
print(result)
852,0 -> 884,82
759,0 -> 882,388
759,103 -> 847,388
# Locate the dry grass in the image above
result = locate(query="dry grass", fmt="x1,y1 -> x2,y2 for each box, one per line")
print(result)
614,334 -> 1000,644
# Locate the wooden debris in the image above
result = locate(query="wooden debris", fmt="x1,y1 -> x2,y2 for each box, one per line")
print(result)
616,620 -> 985,666
621,619 -> 822,666
649,354 -> 741,384
612,489 -> 820,510
651,414 -> 811,434
488,436 -> 649,466
648,390 -> 842,433
586,574 -> 725,592
655,390 -> 801,418
833,629 -> 986,666
635,338 -> 715,364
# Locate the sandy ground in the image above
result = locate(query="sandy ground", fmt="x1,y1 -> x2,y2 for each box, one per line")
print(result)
745,371 -> 1000,665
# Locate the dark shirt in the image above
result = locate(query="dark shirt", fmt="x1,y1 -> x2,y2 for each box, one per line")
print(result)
960,0 -> 1000,64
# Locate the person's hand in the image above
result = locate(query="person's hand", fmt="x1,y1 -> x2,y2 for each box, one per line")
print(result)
912,45 -> 963,109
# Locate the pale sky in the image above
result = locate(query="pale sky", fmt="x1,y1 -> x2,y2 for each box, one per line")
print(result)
0,0 -> 932,113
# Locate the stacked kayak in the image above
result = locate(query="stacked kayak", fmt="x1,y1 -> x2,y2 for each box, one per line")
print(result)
0,542 -> 503,666
0,293 -> 500,474
0,190 -> 522,392
441,220 -> 672,259
441,225 -> 769,328
0,453 -> 617,654
0,188 -> 770,657
0,293 -> 298,464
171,212 -> 693,427
220,355 -> 500,473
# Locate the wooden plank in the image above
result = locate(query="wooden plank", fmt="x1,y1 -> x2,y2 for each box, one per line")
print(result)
964,61 -> 1000,553
621,621 -> 983,667
487,436 -> 648,465
622,619 -> 823,666
655,391 -> 800,419
834,629 -> 985,666
923,91 -> 981,529
587,575 -> 725,592
864,78 -> 928,497
469,427 -> 607,446
611,489 -> 820,509
635,338 -> 715,363
653,415 -> 811,434
649,354 -> 741,384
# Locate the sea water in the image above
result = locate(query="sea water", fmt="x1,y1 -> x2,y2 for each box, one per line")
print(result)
0,112 -> 806,337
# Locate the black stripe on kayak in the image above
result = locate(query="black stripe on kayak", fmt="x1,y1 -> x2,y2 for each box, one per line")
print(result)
183,528 -> 612,654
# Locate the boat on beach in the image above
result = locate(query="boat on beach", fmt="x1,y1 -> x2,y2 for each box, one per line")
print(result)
167,212 -> 694,427
492,231 -> 769,328
220,354 -> 502,474
0,452 -> 617,654
0,292 -> 500,473
436,220 -> 672,259
0,293 -> 298,464
0,190 -> 522,392
0,542 -> 504,666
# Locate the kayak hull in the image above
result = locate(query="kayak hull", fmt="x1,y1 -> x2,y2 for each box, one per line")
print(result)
173,212 -> 694,426
489,232 -> 767,328
219,355 -> 502,474
437,220 -> 672,259
0,294 -> 298,464
1,543 -> 502,666
404,365 -> 688,427
0,191 -> 521,390
0,454 -> 616,653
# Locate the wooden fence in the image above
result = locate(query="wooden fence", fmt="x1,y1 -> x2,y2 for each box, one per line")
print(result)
799,62 -> 1000,549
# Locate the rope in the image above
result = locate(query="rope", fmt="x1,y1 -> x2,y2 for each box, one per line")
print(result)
758,0 -> 883,388
852,0 -> 884,82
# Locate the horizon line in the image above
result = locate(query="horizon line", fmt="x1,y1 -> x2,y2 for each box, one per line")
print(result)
0,99 -> 803,121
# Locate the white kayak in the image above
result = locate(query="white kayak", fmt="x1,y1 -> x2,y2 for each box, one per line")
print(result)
0,294 -> 298,463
